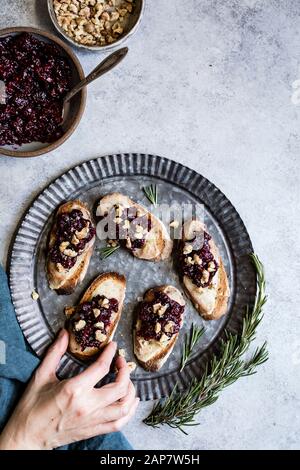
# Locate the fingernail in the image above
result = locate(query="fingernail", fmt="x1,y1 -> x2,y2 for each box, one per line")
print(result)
57,328 -> 65,339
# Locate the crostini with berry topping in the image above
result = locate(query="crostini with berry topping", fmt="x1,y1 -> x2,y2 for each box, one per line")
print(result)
65,272 -> 126,361
179,219 -> 230,320
47,200 -> 96,295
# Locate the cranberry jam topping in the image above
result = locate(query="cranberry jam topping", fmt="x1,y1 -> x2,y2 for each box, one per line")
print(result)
72,295 -> 119,351
137,291 -> 184,342
180,231 -> 219,288
49,209 -> 96,270
0,33 -> 72,146
103,205 -> 152,251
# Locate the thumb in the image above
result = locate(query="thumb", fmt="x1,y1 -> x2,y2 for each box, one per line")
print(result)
37,329 -> 69,383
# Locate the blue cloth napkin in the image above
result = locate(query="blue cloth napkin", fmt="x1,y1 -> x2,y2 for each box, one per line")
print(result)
0,265 -> 132,450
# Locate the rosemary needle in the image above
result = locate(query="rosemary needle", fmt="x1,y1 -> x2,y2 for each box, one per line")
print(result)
143,184 -> 158,206
180,324 -> 205,371
99,244 -> 120,259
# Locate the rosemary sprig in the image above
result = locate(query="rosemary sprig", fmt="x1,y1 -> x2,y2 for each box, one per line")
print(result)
143,184 -> 158,205
98,244 -> 120,259
144,254 -> 268,433
180,324 -> 205,371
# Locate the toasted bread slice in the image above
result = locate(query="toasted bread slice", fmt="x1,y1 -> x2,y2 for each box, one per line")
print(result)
181,220 -> 230,320
134,285 -> 185,372
66,272 -> 126,361
47,200 -> 96,295
96,193 -> 173,261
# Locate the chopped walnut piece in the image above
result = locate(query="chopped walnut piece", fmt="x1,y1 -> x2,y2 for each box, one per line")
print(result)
71,234 -> 80,245
75,319 -> 86,331
79,6 -> 90,17
93,308 -> 101,318
169,220 -> 179,228
118,8 -> 127,16
75,224 -> 89,240
152,303 -> 162,313
135,224 -> 144,233
201,270 -> 210,283
85,22 -> 95,33
69,4 -> 79,14
101,11 -> 110,21
57,263 -> 64,272
112,22 -> 123,34
64,306 -> 75,318
208,261 -> 216,272
127,361 -> 136,372
159,333 -> 169,343
108,239 -> 119,247
95,331 -> 107,342
63,248 -> 77,257
157,304 -> 168,317
183,244 -> 193,255
134,231 -> 144,240
59,241 -> 69,252
193,254 -> 202,265
110,11 -> 119,21
115,205 -> 123,216
122,220 -> 130,229
100,298 -> 110,309
164,321 -> 174,333
118,348 -> 126,357
31,290 -> 39,301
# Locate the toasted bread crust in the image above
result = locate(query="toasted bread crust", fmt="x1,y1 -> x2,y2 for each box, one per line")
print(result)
47,200 -> 95,295
181,220 -> 230,320
184,260 -> 229,320
134,331 -> 178,372
67,272 -> 126,361
96,193 -> 173,261
134,285 -> 185,372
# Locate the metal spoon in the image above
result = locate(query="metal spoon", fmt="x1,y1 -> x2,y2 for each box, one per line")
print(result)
63,46 -> 128,106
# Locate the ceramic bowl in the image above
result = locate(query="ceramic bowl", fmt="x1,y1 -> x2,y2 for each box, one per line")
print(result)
48,0 -> 145,52
0,26 -> 86,158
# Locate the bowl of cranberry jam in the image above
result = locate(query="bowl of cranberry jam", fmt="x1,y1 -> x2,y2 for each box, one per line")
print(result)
0,27 -> 86,158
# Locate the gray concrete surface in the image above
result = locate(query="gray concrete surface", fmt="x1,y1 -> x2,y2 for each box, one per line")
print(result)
0,0 -> 299,450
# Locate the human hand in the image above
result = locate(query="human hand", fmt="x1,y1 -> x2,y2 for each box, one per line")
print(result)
0,330 -> 139,450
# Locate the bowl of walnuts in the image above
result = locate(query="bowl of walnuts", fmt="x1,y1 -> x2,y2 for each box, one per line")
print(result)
48,0 -> 144,51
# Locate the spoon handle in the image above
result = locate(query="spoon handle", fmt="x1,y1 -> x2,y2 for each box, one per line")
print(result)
64,47 -> 128,103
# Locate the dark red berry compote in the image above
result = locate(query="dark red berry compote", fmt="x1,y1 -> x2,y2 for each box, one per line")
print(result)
180,231 -> 219,288
101,204 -> 152,251
49,209 -> 96,270
71,295 -> 119,351
137,291 -> 184,342
0,33 -> 72,146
